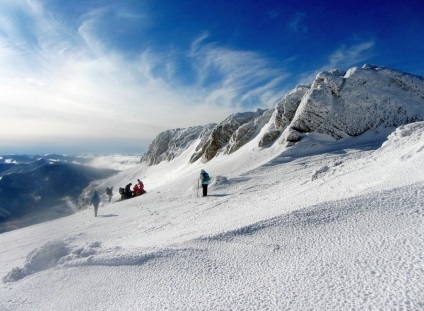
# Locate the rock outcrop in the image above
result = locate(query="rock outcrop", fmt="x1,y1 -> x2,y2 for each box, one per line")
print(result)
141,125 -> 215,165
280,65 -> 424,144
192,109 -> 269,163
259,84 -> 310,147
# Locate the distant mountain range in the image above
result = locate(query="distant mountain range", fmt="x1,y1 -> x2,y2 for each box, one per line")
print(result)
0,155 -> 117,233
141,64 -> 424,165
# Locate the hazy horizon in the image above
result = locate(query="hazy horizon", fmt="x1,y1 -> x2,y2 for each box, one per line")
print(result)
0,138 -> 148,155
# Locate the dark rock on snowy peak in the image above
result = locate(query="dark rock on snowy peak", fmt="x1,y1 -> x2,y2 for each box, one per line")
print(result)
141,64 -> 424,165
224,109 -> 273,154
141,125 -> 216,165
259,84 -> 310,147
192,109 -> 270,163
141,110 -> 272,165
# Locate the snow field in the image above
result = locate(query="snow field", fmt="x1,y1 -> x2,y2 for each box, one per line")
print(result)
0,122 -> 423,310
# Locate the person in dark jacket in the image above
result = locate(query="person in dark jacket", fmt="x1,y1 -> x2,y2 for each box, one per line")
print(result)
125,183 -> 133,199
119,187 -> 125,200
91,191 -> 100,217
199,169 -> 210,197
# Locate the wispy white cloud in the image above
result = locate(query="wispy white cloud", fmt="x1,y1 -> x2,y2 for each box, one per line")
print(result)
298,40 -> 375,84
0,2 -> 289,153
189,34 -> 289,109
327,41 -> 375,68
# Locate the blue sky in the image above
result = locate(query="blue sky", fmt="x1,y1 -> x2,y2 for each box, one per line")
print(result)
1,0 -> 423,154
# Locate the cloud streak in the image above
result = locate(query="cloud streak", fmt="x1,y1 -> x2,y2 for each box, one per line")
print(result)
298,40 -> 375,84
190,34 -> 289,109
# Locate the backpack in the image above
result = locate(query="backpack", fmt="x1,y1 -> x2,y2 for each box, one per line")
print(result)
202,172 -> 210,184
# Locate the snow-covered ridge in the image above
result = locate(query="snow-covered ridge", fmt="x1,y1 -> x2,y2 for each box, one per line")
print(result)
142,64 -> 424,165
282,64 -> 424,144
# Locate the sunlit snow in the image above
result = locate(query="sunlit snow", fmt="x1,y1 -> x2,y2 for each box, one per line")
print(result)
0,122 -> 423,310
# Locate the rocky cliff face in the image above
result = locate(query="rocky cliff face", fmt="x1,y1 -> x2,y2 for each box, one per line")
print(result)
190,109 -> 270,163
280,65 -> 424,144
141,125 -> 216,165
142,64 -> 424,165
259,84 -> 310,147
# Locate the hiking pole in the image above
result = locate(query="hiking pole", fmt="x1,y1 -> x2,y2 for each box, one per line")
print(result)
197,179 -> 199,197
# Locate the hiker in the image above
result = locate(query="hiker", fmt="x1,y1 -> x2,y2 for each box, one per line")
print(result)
106,186 -> 113,202
199,169 -> 210,197
119,187 -> 125,200
125,183 -> 133,199
91,191 -> 100,217
133,179 -> 146,196
133,183 -> 140,196
137,179 -> 145,194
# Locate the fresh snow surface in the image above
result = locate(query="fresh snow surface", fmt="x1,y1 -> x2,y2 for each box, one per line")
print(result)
1,123 -> 424,311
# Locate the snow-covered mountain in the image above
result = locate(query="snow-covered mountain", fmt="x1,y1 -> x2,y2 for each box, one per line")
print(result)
141,65 -> 424,165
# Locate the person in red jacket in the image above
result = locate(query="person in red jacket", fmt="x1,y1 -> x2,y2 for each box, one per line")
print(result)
133,183 -> 140,196
133,179 -> 145,196
137,179 -> 145,194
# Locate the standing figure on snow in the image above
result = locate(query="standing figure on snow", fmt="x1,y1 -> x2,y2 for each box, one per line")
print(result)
106,186 -> 113,202
91,191 -> 100,217
125,183 -> 133,199
199,169 -> 211,197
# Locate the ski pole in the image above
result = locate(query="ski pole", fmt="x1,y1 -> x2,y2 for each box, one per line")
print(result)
197,179 -> 199,197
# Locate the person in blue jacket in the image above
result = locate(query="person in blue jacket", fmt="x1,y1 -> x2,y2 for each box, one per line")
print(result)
91,191 -> 100,217
199,169 -> 210,197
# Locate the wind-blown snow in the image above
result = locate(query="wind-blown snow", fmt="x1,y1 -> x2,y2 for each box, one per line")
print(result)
1,121 -> 423,310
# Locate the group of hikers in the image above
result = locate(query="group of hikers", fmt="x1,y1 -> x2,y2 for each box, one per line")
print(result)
89,179 -> 145,217
119,179 -> 146,200
90,169 -> 211,217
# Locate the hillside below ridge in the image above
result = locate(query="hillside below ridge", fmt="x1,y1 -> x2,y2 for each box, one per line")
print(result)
72,120 -> 424,251
78,119 -> 424,215
3,122 -> 424,311
141,64 -> 424,166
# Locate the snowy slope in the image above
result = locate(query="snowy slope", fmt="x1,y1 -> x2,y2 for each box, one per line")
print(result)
1,122 -> 423,310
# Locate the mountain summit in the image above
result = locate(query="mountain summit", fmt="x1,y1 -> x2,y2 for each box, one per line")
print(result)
142,65 -> 424,165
